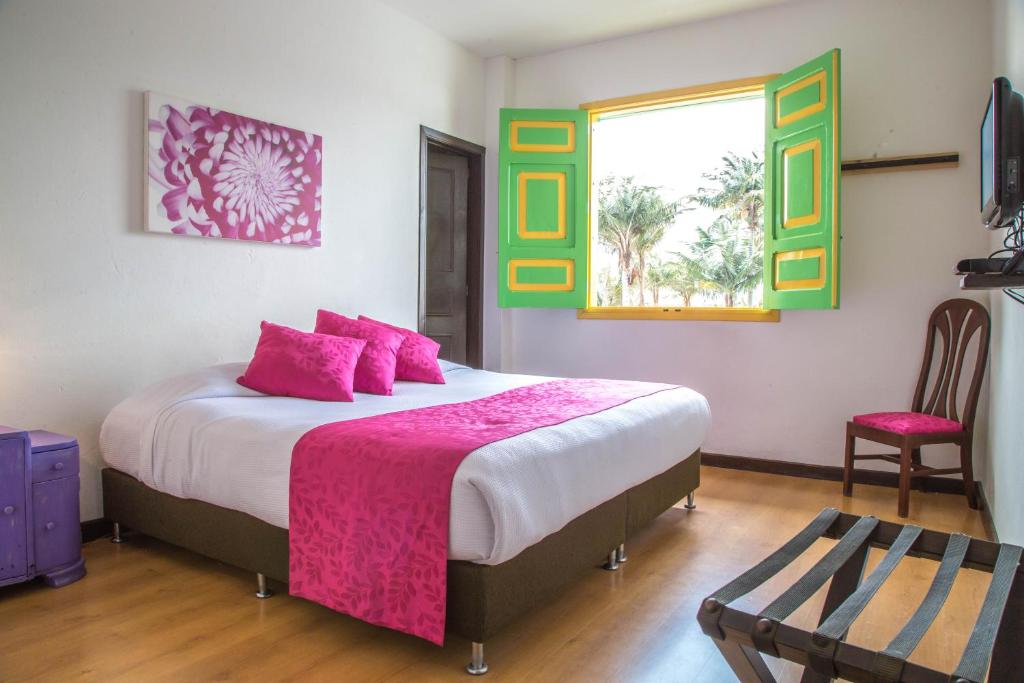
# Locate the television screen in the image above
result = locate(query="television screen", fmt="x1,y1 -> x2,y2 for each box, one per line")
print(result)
981,96 -> 994,211
981,77 -> 1023,228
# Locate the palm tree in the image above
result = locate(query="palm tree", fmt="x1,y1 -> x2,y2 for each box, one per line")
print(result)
689,151 -> 764,237
666,259 -> 704,307
674,218 -> 763,307
597,176 -> 682,305
645,258 -> 675,305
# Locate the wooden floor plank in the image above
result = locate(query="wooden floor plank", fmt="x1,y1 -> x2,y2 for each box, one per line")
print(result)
0,468 -> 989,682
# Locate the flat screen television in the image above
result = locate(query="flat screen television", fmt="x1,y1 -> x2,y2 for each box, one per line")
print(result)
981,77 -> 1024,228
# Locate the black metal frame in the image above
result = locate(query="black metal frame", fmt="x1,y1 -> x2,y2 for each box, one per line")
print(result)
697,509 -> 1024,683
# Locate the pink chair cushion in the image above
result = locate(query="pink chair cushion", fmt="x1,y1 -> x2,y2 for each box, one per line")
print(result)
314,310 -> 404,396
852,411 -> 964,435
237,321 -> 366,402
358,315 -> 446,384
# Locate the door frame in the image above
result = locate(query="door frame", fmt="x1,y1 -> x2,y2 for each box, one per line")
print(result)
418,125 -> 486,368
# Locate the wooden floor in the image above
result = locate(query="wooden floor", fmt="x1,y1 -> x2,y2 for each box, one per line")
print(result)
0,468 -> 990,683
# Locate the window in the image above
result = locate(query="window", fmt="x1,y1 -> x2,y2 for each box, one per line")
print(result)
497,50 -> 841,320
585,79 -> 770,320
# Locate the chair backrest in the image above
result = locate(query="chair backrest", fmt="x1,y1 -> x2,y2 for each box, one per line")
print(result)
911,298 -> 990,430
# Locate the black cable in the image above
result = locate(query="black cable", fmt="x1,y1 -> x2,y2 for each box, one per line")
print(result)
989,211 -> 1023,258
999,208 -> 1024,305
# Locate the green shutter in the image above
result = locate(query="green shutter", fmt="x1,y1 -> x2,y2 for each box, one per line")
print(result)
498,109 -> 588,308
764,49 -> 841,309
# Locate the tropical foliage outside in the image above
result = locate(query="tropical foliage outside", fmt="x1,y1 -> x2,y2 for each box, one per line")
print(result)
593,149 -> 765,308
590,87 -> 766,310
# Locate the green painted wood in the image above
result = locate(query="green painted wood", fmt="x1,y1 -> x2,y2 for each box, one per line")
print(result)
499,109 -> 588,308
764,49 -> 841,310
516,264 -> 571,285
779,254 -> 822,281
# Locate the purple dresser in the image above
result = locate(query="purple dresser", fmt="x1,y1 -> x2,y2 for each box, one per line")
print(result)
0,427 -> 86,589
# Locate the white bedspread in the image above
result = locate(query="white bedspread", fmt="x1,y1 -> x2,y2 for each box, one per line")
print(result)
100,362 -> 710,565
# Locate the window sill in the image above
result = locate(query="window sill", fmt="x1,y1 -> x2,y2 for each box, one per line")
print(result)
576,307 -> 780,322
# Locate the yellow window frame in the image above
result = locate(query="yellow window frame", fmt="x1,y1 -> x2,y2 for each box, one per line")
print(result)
578,74 -> 781,323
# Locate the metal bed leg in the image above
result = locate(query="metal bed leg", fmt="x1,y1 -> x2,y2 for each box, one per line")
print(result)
617,543 -> 628,563
466,641 -> 488,675
603,549 -> 621,571
111,522 -> 124,544
256,572 -> 274,599
685,492 -> 696,510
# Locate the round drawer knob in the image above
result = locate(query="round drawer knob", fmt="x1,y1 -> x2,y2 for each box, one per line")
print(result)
53,462 -> 65,471
45,521 -> 56,531
2,506 -> 13,516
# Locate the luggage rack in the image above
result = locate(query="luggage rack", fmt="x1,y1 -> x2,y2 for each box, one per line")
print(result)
697,508 -> 1023,683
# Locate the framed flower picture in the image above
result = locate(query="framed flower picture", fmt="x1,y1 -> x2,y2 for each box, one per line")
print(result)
145,91 -> 322,246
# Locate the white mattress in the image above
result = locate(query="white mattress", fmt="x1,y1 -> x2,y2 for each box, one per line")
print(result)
100,362 -> 710,565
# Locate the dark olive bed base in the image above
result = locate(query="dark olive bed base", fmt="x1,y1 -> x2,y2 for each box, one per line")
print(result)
101,449 -> 699,645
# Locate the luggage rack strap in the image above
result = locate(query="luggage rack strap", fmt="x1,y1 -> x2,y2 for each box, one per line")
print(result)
697,509 -> 1024,683
698,508 -> 840,640
708,508 -> 840,606
759,515 -> 879,624
805,524 -> 922,678
952,543 -> 1023,683
871,533 -> 970,682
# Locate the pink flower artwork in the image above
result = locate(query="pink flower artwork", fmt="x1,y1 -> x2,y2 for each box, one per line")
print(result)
145,91 -> 322,246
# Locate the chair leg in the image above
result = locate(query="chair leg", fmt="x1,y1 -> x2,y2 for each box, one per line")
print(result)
898,445 -> 912,518
960,441 -> 979,510
842,429 -> 856,496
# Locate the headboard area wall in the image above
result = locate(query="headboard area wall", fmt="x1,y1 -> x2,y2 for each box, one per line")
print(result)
0,0 -> 485,520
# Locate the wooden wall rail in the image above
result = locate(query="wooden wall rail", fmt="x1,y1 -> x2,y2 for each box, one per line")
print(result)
841,152 -> 959,175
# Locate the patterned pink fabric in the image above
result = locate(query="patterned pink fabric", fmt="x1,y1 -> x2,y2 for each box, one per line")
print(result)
314,310 -> 404,396
358,315 -> 445,384
289,378 -> 676,645
237,322 -> 365,402
853,411 -> 964,435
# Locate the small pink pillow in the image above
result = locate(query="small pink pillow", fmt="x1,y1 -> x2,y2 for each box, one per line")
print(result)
358,315 -> 446,384
237,321 -> 366,402
314,310 -> 404,395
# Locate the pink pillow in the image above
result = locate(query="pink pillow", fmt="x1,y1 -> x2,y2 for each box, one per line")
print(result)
237,321 -> 365,402
314,310 -> 404,395
358,315 -> 446,384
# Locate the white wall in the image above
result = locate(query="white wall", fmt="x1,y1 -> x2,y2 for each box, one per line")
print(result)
499,0 -> 993,470
987,0 -> 1024,544
0,0 -> 484,520
482,56 -> 515,370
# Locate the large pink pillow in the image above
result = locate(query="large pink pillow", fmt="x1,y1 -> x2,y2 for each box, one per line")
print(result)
314,310 -> 404,395
237,321 -> 366,402
358,315 -> 446,384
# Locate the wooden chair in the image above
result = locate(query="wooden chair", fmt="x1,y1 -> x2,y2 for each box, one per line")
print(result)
843,298 -> 990,518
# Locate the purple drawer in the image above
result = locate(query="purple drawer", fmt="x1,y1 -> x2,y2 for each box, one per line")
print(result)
32,478 -> 81,573
0,436 -> 28,582
30,446 -> 78,483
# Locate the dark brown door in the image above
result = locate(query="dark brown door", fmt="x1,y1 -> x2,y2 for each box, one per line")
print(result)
424,149 -> 469,364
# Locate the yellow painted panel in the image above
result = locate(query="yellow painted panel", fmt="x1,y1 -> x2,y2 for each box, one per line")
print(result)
782,139 -> 821,229
508,258 -> 575,292
509,121 -> 575,153
517,171 -> 566,239
576,307 -> 780,322
582,74 -> 778,115
775,70 -> 826,128
774,247 -> 826,290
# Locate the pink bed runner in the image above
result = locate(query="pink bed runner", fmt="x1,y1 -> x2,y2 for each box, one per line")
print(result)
288,378 -> 675,645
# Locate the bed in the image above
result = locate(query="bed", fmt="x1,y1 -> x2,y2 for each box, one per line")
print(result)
99,361 -> 709,674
